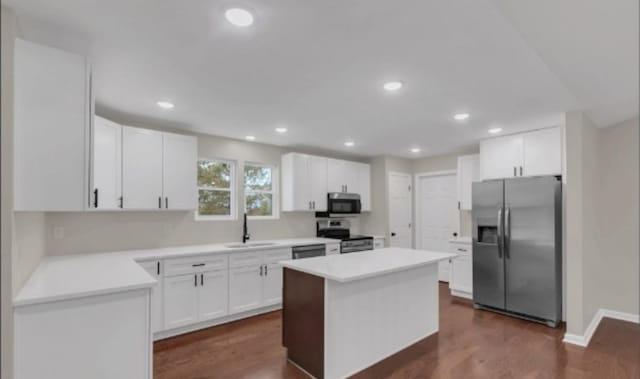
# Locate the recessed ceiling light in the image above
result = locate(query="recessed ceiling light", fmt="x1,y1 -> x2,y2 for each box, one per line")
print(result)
454,113 -> 470,121
488,128 -> 503,134
344,141 -> 355,147
275,127 -> 287,133
383,81 -> 403,91
410,148 -> 421,153
225,8 -> 254,27
245,135 -> 256,141
156,101 -> 174,109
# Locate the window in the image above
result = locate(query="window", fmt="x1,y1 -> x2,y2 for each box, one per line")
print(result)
244,163 -> 278,219
197,159 -> 235,220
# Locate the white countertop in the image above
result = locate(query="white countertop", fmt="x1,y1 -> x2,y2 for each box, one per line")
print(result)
13,237 -> 338,307
280,248 -> 456,283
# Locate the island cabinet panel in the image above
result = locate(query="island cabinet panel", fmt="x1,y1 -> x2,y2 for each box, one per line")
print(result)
283,268 -> 325,379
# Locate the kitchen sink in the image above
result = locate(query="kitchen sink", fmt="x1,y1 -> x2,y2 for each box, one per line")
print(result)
225,242 -> 278,248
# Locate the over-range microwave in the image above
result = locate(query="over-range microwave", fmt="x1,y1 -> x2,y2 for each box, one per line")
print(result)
324,192 -> 361,215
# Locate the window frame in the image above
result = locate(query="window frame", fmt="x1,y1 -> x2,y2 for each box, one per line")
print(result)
195,158 -> 237,221
243,162 -> 279,220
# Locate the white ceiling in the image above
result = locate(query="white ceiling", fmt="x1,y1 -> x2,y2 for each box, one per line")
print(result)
4,0 -> 636,158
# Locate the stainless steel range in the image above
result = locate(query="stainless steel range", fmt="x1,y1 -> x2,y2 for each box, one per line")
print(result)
316,219 -> 373,253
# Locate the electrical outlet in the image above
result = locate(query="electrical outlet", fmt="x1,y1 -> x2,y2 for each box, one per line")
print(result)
53,227 -> 64,240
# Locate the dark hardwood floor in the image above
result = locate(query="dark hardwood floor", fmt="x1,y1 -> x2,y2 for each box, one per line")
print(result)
154,283 -> 640,379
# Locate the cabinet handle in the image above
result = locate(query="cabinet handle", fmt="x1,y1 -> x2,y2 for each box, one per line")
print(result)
458,201 -> 460,210
200,273 -> 204,286
345,185 -> 348,192
194,274 -> 197,287
519,166 -> 523,176
260,265 -> 263,276
457,248 -> 467,252
513,167 -> 517,177
265,264 -> 268,276
158,196 -> 162,209
192,263 -> 205,267
93,188 -> 98,208
165,197 -> 168,209
119,196 -> 123,209
156,262 -> 160,275
312,201 -> 315,209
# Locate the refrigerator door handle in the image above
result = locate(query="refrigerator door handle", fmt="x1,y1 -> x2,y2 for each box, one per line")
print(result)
505,206 -> 511,259
497,206 -> 503,258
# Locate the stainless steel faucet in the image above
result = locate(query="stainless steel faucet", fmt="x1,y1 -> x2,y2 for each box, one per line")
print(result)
242,213 -> 250,243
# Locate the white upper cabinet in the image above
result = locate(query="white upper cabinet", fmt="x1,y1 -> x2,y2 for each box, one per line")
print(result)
14,39 -> 91,211
479,127 -> 561,180
457,154 -> 479,210
310,155 -> 328,211
522,127 -> 562,177
282,153 -> 370,212
282,153 -> 328,211
122,126 -> 164,209
354,162 -> 371,211
480,135 -> 523,180
162,132 -> 197,210
91,116 -> 122,209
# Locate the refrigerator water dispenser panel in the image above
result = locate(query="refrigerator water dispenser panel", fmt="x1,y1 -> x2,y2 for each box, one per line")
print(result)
478,225 -> 498,244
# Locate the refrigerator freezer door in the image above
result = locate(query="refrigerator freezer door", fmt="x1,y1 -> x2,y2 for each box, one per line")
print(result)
504,177 -> 562,322
472,180 -> 505,309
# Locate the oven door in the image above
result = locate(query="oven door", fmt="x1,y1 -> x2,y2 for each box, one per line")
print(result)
327,193 -> 361,214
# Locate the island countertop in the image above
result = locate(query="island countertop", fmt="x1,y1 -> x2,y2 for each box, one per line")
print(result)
280,247 -> 456,283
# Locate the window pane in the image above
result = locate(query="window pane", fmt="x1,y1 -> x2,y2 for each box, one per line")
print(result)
198,160 -> 231,189
244,165 -> 272,191
246,193 -> 273,216
198,190 -> 231,216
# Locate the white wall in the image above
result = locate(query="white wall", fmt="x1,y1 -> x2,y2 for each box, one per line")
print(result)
594,117 -> 639,316
1,6 -> 17,378
565,112 -> 639,336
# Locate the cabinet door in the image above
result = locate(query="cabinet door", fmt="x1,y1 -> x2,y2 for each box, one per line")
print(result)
327,159 -> 349,193
457,154 -> 479,210
262,263 -> 283,306
164,273 -> 198,329
162,132 -> 197,210
281,153 -> 312,211
14,39 -> 90,211
451,254 -> 473,295
229,266 -> 263,314
122,126 -> 163,209
343,161 -> 361,194
522,127 -> 562,177
92,116 -> 122,210
326,243 -> 340,255
354,162 -> 371,211
198,270 -> 229,321
479,135 -> 523,180
310,156 -> 328,211
438,260 -> 451,282
138,261 -> 163,333
373,238 -> 385,250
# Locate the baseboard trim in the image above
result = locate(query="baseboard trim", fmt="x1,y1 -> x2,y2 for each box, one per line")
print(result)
563,308 -> 640,347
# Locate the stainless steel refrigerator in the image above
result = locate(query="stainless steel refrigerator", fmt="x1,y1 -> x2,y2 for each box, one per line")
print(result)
472,176 -> 562,326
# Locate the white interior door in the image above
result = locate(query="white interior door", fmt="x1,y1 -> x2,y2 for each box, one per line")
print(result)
388,172 -> 412,248
416,173 -> 458,282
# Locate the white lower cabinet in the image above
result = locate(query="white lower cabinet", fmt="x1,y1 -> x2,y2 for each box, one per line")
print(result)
164,273 -> 199,329
262,263 -> 284,306
198,270 -> 229,321
137,260 -> 163,333
326,242 -> 340,255
449,241 -> 473,299
229,265 -> 263,313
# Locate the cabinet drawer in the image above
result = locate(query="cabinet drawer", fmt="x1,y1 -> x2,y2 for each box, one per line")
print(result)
263,248 -> 292,264
450,242 -> 472,256
164,254 -> 228,277
229,251 -> 263,268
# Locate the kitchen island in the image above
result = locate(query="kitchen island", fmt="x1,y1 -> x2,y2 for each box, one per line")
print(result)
280,247 -> 456,379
